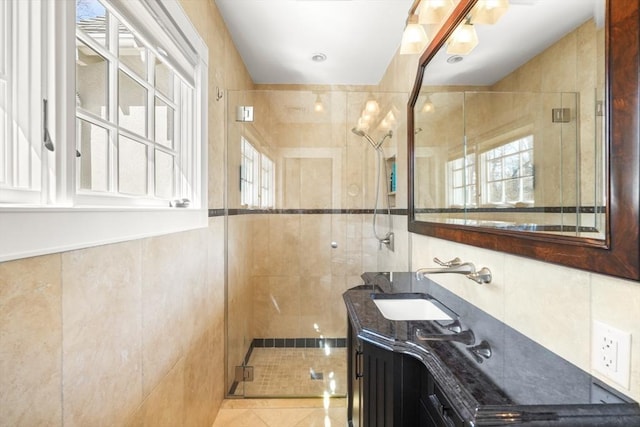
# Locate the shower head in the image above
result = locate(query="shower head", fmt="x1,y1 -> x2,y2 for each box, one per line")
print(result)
351,127 -> 378,149
351,127 -> 393,150
379,130 -> 393,147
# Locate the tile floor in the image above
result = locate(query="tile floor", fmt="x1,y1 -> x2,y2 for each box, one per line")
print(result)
211,398 -> 348,427
239,347 -> 347,398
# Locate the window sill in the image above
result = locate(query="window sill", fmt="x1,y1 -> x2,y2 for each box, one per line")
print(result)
0,207 -> 208,262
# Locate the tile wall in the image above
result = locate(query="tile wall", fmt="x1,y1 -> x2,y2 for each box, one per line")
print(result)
1,0 -> 253,425
0,226 -> 223,426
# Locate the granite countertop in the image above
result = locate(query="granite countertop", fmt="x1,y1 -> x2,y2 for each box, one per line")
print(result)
344,272 -> 640,426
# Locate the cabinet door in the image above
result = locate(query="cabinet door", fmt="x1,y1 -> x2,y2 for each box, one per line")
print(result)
362,341 -> 395,426
347,322 -> 363,427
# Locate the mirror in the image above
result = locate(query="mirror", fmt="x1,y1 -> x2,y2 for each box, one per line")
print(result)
408,0 -> 640,281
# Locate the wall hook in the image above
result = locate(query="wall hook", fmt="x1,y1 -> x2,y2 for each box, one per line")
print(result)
216,87 -> 224,101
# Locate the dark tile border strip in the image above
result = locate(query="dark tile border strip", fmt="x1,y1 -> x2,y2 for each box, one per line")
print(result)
211,208 -> 407,217
208,208 -> 225,217
252,337 -> 347,349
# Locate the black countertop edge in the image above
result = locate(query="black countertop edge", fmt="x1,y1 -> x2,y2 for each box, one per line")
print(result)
344,273 -> 640,426
474,404 -> 640,426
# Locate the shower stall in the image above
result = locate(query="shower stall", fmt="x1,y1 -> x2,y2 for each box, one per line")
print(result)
225,90 -> 408,398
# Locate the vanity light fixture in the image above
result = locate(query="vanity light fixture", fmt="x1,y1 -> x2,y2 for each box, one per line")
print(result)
418,0 -> 455,25
446,18 -> 478,55
471,0 -> 509,25
400,14 -> 429,55
361,109 -> 374,124
421,95 -> 435,113
380,110 -> 397,130
356,117 -> 370,132
313,94 -> 324,113
365,95 -> 380,115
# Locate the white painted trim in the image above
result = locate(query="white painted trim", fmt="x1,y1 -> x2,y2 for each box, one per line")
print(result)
0,0 -> 210,263
0,208 -> 208,262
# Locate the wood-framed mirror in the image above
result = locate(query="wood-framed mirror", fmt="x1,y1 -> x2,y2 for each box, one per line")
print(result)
408,0 -> 640,281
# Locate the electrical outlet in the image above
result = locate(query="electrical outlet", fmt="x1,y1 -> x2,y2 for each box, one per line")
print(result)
592,320 -> 632,389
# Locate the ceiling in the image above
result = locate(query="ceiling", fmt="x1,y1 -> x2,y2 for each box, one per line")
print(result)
214,0 -> 414,85
214,0 -> 601,87
423,0 -> 601,86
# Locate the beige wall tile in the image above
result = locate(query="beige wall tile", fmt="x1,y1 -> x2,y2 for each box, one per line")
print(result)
504,256 -> 591,369
62,241 -> 143,427
141,231 -> 201,395
300,215 -> 332,277
128,359 -> 185,427
591,274 -> 640,401
0,255 -> 62,427
253,275 -> 302,338
411,235 -> 506,321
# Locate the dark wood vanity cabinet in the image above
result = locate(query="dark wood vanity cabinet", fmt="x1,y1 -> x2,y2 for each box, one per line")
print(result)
348,322 -> 363,427
348,319 -> 463,426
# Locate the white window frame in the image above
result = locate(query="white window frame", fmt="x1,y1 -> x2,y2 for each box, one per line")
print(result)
0,0 -> 208,262
240,136 -> 275,209
447,135 -> 535,209
240,136 -> 259,208
447,152 -> 476,208
480,135 -> 534,206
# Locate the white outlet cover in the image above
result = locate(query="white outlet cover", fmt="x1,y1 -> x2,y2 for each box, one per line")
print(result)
592,320 -> 632,389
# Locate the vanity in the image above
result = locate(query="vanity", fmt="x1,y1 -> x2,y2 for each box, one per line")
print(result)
344,272 -> 640,426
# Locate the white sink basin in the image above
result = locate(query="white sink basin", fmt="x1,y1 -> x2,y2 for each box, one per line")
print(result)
373,297 -> 453,321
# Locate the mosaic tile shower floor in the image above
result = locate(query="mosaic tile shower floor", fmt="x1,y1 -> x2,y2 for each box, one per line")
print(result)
241,347 -> 347,397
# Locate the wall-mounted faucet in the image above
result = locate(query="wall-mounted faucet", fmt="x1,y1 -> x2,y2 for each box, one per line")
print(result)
416,257 -> 492,284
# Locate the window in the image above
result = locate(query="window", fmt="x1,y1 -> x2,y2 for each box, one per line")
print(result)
0,1 -> 46,204
481,135 -> 534,205
240,137 -> 259,207
447,153 -> 476,207
240,137 -> 275,209
0,0 -> 208,262
75,0 -> 198,205
447,135 -> 534,207
260,155 -> 274,208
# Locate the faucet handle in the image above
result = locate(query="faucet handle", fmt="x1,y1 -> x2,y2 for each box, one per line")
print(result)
467,340 -> 492,364
433,257 -> 462,267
